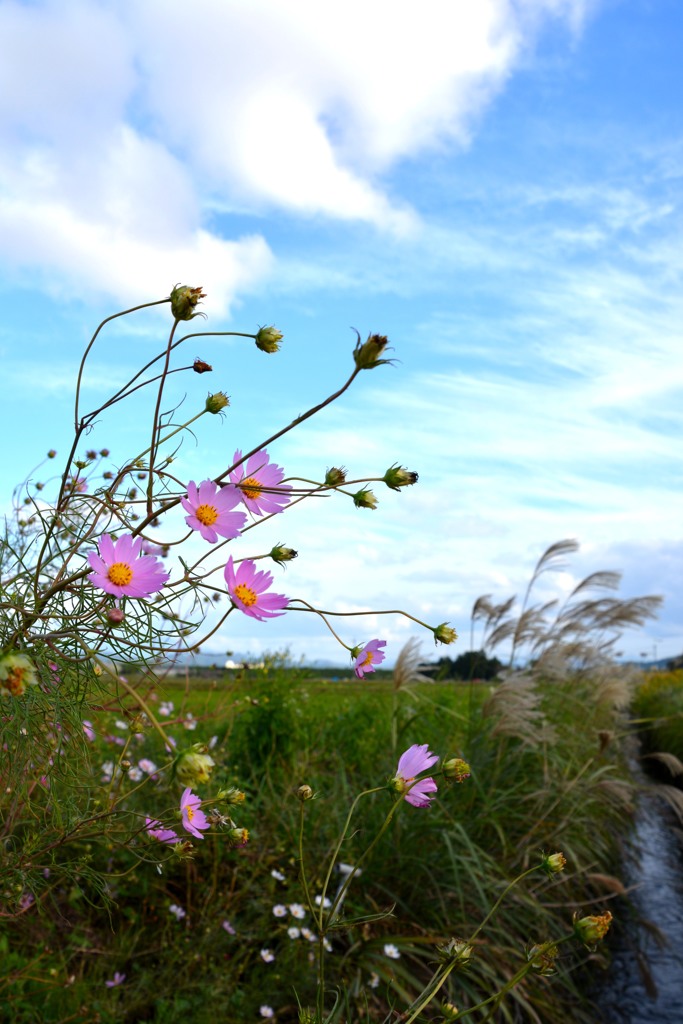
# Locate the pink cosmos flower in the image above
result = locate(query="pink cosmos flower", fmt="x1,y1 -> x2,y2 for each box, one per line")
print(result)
229,449 -> 291,516
180,787 -> 210,839
105,972 -> 126,988
393,743 -> 439,808
354,639 -> 387,679
181,479 -> 247,543
88,534 -> 170,598
82,720 -> 96,742
224,557 -> 288,621
145,817 -> 179,844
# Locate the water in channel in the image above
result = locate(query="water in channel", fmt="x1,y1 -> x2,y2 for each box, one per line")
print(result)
597,788 -> 683,1024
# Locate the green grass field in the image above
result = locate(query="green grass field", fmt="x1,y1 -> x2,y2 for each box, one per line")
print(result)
1,662 -> 637,1023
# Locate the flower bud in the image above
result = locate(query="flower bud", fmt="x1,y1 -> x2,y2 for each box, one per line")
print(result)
193,358 -> 213,374
442,1003 -> 460,1021
352,331 -> 392,370
296,784 -> 314,802
443,757 -> 471,783
383,464 -> 418,490
541,851 -> 567,876
324,466 -> 347,486
205,392 -> 230,414
433,623 -> 458,645
218,786 -> 246,806
170,284 -> 206,321
228,827 -> 249,847
100,449 -> 110,457
255,325 -> 283,354
120,760 -> 132,772
175,748 -> 216,786
107,607 -> 125,626
47,449 -> 57,459
527,943 -> 559,976
573,910 -> 613,949
0,653 -> 39,698
172,840 -> 197,860
437,937 -> 473,966
270,544 -> 298,566
352,488 -> 378,510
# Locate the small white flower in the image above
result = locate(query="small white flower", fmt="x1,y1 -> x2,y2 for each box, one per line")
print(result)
323,937 -> 333,952
369,971 -> 380,989
288,903 -> 306,919
158,701 -> 174,717
114,719 -> 128,731
222,920 -> 236,935
259,1007 -> 274,1019
287,926 -> 300,940
270,869 -> 285,881
383,943 -> 400,959
315,895 -> 332,908
208,734 -> 218,749
300,927 -> 316,942
272,904 -> 287,918
139,758 -> 157,774
169,904 -> 186,921
183,713 -> 197,731
260,948 -> 275,963
338,862 -> 361,877
127,767 -> 143,782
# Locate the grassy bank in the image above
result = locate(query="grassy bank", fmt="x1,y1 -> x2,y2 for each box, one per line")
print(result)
1,661 -> 636,1023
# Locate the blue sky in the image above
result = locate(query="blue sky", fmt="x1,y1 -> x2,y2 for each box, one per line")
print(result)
1,0 -> 682,665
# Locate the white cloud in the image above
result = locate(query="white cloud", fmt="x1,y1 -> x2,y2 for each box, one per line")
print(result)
0,0 -> 592,301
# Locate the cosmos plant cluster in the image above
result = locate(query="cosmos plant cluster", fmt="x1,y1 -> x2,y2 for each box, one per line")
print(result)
1,283 -> 461,863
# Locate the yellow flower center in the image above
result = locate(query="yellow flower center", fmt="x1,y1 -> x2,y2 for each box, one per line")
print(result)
186,806 -> 195,821
241,476 -> 263,501
107,562 -> 133,587
233,583 -> 257,607
360,651 -> 375,669
195,503 -> 219,526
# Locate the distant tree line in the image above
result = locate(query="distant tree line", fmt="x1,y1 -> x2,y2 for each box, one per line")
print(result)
432,649 -> 503,681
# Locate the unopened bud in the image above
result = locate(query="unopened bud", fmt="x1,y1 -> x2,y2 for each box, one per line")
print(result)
175,748 -> 216,786
324,466 -> 347,486
107,607 -> 125,626
527,943 -> 559,976
573,910 -> 613,948
228,827 -> 249,847
443,757 -> 471,783
172,840 -> 197,860
255,325 -> 283,354
193,358 -> 212,374
383,464 -> 418,490
270,544 -> 298,566
170,284 -> 206,321
352,331 -> 392,370
47,449 -> 57,459
437,938 -> 473,966
218,786 -> 246,806
352,488 -> 378,510
541,851 -> 567,876
297,784 -> 314,802
120,760 -> 132,772
205,392 -> 229,414
433,623 -> 458,645
99,449 -> 110,457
